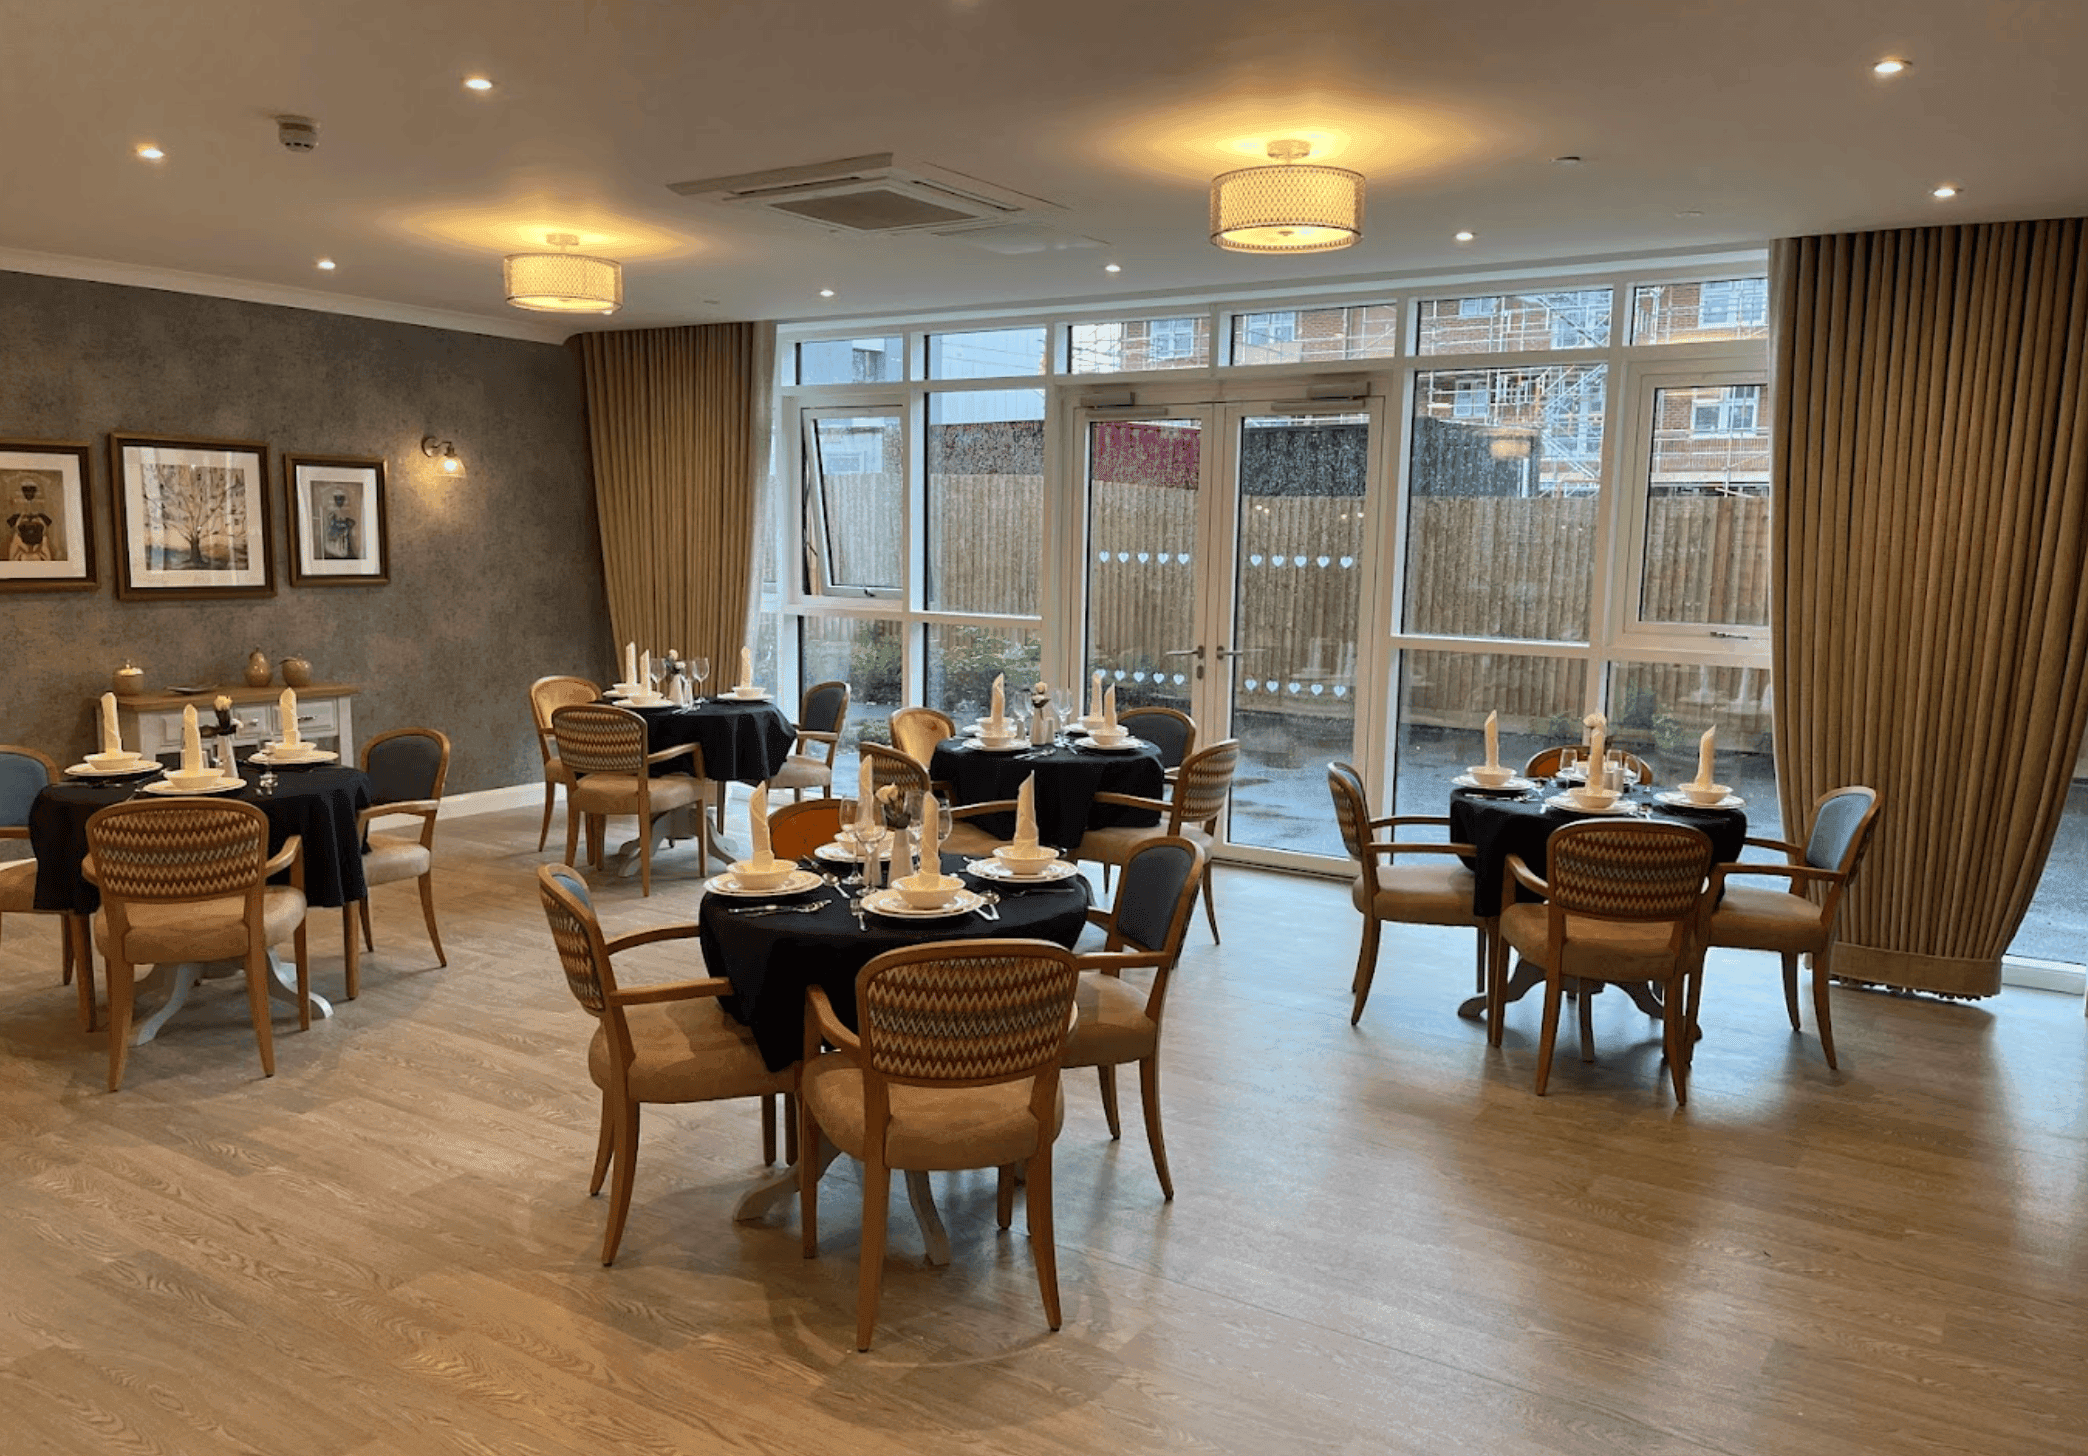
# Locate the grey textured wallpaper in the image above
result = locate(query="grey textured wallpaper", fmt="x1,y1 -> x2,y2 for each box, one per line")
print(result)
0,270 -> 612,794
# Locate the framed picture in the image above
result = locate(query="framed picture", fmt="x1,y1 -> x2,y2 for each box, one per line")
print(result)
110,434 -> 274,599
285,454 -> 389,585
0,439 -> 96,592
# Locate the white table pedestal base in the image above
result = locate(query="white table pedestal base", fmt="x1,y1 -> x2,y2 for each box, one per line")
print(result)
129,950 -> 332,1046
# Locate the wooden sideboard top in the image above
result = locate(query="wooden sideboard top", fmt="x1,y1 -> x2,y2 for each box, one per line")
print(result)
109,683 -> 360,711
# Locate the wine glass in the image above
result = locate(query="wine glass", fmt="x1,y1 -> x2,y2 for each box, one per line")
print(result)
851,822 -> 890,890
688,656 -> 710,704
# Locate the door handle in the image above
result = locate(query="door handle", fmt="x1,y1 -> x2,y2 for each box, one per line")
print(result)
1214,646 -> 1263,660
1162,646 -> 1205,661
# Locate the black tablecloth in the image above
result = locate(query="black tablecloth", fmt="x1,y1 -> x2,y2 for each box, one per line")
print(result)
699,852 -> 1093,1071
30,765 -> 374,916
621,699 -> 796,784
927,738 -> 1164,847
1449,785 -> 1748,918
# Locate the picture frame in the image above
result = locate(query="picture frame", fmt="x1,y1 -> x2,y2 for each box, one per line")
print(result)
0,439 -> 96,592
285,453 -> 389,586
110,434 -> 274,599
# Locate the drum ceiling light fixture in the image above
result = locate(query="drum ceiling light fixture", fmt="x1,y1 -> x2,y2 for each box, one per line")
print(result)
503,232 -> 623,314
1209,140 -> 1364,254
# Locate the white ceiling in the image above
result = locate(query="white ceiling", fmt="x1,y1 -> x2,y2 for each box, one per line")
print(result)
2,0 -> 2083,342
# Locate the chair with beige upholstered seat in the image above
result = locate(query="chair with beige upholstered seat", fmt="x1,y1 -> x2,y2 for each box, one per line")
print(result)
1076,739 -> 1239,944
1326,761 -> 1489,1026
1060,835 -> 1204,1200
888,706 -> 955,767
1524,744 -> 1657,787
1497,820 -> 1713,1103
798,939 -> 1083,1351
552,703 -> 710,896
536,864 -> 793,1265
84,799 -> 309,1092
529,675 -> 600,853
344,727 -> 450,999
857,743 -> 1006,858
768,680 -> 850,804
0,744 -> 90,1026
1707,785 -> 1881,1070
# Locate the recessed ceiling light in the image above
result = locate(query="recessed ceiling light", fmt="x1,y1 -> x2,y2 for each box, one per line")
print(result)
1873,57 -> 1911,75
1104,263 -> 1122,273
818,288 -> 835,298
1931,184 -> 1960,199
1552,155 -> 1582,166
1453,230 -> 1475,243
135,144 -> 164,161
463,76 -> 494,91
316,258 -> 336,271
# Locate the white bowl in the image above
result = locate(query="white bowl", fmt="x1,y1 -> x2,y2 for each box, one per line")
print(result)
1078,714 -> 1108,731
1681,782 -> 1731,806
84,751 -> 146,769
1086,729 -> 1129,748
1467,764 -> 1513,788
730,685 -> 765,700
728,858 -> 795,891
1568,786 -> 1619,810
166,768 -> 226,792
994,844 -> 1060,877
894,873 -> 964,908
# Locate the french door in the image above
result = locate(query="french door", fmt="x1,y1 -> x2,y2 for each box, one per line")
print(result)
1076,393 -> 1387,866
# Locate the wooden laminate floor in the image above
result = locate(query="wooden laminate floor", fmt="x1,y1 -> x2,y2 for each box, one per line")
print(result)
1,806 -> 2082,1455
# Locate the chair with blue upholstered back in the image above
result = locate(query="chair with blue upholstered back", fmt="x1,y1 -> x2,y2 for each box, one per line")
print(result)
0,744 -> 86,1024
347,727 -> 450,998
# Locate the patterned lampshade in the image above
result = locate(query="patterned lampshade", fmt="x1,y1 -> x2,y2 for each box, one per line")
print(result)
503,234 -> 623,314
1210,141 -> 1365,254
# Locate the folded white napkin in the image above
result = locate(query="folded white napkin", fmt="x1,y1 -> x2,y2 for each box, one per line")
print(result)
855,755 -> 876,834
1693,727 -> 1716,788
1015,773 -> 1038,848
921,788 -> 942,870
990,673 -> 1006,727
738,646 -> 753,690
748,784 -> 773,866
624,642 -> 637,687
218,734 -> 237,779
640,650 -> 651,693
180,705 -> 202,774
1582,712 -> 1606,788
1090,670 -> 1105,719
1103,684 -> 1118,731
280,688 -> 301,748
1484,710 -> 1499,771
100,692 -> 122,757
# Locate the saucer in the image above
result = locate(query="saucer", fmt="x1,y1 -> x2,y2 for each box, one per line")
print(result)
728,688 -> 771,702
1544,792 -> 1637,816
1076,736 -> 1143,752
140,777 -> 245,796
1453,773 -> 1537,794
862,887 -> 986,920
704,869 -> 823,897
1655,789 -> 1746,811
964,736 -> 1026,753
67,761 -> 161,779
814,840 -> 872,863
965,857 -> 1078,883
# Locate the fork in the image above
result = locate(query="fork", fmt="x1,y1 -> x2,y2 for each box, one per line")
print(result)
725,902 -> 824,915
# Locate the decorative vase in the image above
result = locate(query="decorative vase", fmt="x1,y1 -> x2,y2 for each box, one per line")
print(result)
280,656 -> 313,689
112,662 -> 145,697
244,648 -> 272,688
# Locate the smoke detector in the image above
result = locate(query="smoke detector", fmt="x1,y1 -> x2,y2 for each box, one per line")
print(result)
276,115 -> 319,152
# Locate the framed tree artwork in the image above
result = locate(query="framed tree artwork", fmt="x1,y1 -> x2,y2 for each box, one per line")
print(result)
110,434 -> 274,599
284,453 -> 389,585
0,439 -> 96,592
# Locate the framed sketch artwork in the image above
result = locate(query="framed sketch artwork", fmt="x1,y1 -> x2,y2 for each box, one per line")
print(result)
0,439 -> 96,592
110,434 -> 274,599
285,454 -> 389,585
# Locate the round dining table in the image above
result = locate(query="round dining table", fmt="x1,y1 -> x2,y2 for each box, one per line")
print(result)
1448,781 -> 1749,1023
30,763 -> 373,1037
618,696 -> 797,784
928,736 -> 1164,848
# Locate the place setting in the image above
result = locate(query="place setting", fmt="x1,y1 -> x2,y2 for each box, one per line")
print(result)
960,673 -> 1028,751
1071,681 -> 1143,752
1655,727 -> 1746,813
705,786 -> 825,904
136,704 -> 248,796
1543,714 -> 1643,815
964,775 -> 1079,884
1452,710 -> 1539,796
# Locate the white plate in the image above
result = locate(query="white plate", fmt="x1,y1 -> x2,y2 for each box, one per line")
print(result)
813,840 -> 874,863
140,777 -> 246,796
1454,773 -> 1537,793
66,761 -> 160,779
964,857 -> 1079,883
1076,736 -> 1144,752
964,737 -> 1027,753
251,749 -> 338,766
1544,792 -> 1639,816
1655,789 -> 1746,811
862,887 -> 987,919
704,868 -> 824,897
621,695 -> 673,709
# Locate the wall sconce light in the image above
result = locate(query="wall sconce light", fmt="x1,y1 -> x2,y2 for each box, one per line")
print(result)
420,435 -> 467,477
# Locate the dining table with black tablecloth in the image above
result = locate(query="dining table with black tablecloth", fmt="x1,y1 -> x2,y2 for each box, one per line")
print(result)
617,697 -> 797,785
1448,782 -> 1748,1024
700,849 -> 1092,1261
30,763 -> 373,1036
927,737 -> 1164,847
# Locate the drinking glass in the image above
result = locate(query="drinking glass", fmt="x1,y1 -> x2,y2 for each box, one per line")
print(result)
689,656 -> 710,704
842,820 -> 885,888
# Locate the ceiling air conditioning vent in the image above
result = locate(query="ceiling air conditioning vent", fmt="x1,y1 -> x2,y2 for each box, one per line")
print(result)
667,153 -> 1060,234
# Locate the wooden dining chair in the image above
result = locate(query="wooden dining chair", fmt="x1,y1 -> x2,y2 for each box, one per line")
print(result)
889,707 -> 956,767
537,864 -> 793,1265
552,703 -> 710,896
799,939 -> 1082,1351
0,744 -> 90,1026
857,743 -> 1004,858
1076,740 -> 1239,943
1497,820 -> 1714,1103
1116,706 -> 1196,781
344,727 -> 450,999
1706,785 -> 1881,1069
1060,835 -> 1205,1200
1326,762 -> 1489,1026
530,675 -> 601,852
1524,744 -> 1657,787
766,797 -> 851,861
768,680 -> 850,807
84,799 -> 309,1092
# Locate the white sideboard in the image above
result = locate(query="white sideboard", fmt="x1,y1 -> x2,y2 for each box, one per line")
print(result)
114,683 -> 359,763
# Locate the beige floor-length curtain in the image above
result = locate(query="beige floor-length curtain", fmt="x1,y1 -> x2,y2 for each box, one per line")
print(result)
1770,220 -> 2088,996
577,321 -> 776,685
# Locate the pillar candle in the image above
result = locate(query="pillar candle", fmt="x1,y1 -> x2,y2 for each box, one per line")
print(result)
280,688 -> 301,746
1484,710 -> 1499,770
100,692 -> 121,757
1695,727 -> 1716,788
181,705 -> 203,773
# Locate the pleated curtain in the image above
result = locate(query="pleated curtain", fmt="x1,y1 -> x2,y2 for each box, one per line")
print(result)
1769,220 -> 2088,996
576,321 -> 775,684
